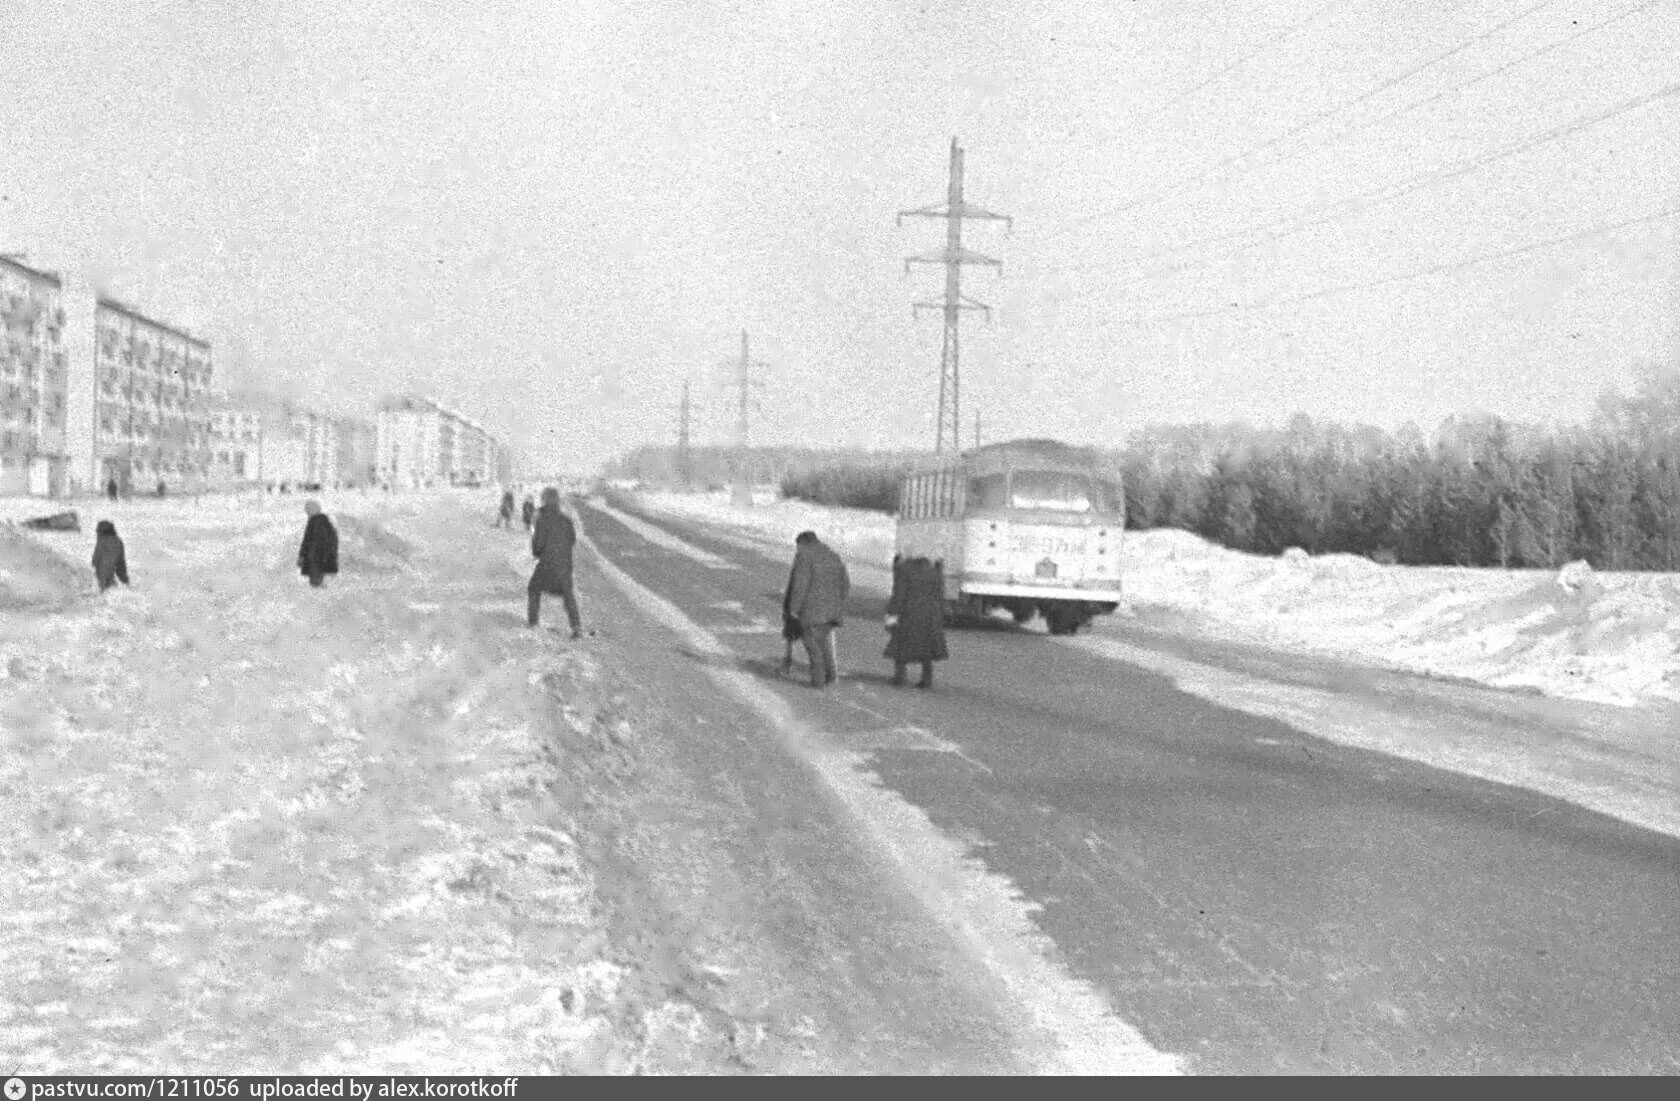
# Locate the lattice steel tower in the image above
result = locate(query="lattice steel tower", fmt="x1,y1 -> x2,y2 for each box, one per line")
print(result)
900,137 -> 1010,453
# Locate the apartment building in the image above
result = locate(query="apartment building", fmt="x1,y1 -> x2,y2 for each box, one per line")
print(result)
208,390 -> 264,485
0,257 -> 71,496
339,418 -> 376,487
375,394 -> 506,488
81,296 -> 213,495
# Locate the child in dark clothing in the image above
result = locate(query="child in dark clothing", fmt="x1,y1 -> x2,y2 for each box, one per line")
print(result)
91,520 -> 130,591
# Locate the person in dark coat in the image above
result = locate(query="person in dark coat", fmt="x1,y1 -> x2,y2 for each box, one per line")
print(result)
498,489 -> 515,529
528,487 -> 582,637
91,520 -> 130,592
884,555 -> 949,688
785,530 -> 849,688
780,570 -> 804,675
520,495 -> 535,532
297,499 -> 339,588
106,478 -> 119,502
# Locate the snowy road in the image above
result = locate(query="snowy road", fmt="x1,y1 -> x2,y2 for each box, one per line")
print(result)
581,494 -> 1680,1074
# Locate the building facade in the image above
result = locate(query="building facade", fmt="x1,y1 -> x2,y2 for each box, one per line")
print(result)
339,418 -> 376,487
375,394 -> 506,489
86,297 -> 213,495
209,390 -> 264,486
0,257 -> 70,496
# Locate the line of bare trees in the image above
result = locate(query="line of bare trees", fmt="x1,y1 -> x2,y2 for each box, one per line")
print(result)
1121,366 -> 1680,570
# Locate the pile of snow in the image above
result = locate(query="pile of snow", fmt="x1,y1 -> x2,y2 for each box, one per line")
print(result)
0,488 -> 745,1073
0,525 -> 87,611
629,489 -> 1680,709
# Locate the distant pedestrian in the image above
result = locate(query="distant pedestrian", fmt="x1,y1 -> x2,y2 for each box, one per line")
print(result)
156,480 -> 167,499
884,555 -> 948,689
498,489 -> 515,529
297,499 -> 339,588
91,520 -> 130,592
520,495 -> 535,532
106,478 -> 119,502
784,530 -> 849,689
528,487 -> 582,638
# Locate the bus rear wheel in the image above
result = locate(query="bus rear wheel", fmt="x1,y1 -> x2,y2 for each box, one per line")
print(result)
1044,605 -> 1080,636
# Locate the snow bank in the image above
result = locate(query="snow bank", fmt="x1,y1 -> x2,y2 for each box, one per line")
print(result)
629,489 -> 1680,709
0,488 -> 747,1074
0,526 -> 87,611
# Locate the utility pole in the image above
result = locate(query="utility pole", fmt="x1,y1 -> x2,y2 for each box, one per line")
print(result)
720,330 -> 767,507
900,137 -> 1010,454
676,378 -> 694,490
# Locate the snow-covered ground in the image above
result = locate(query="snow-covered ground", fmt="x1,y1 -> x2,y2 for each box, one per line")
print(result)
0,488 -> 735,1074
626,487 -> 1680,710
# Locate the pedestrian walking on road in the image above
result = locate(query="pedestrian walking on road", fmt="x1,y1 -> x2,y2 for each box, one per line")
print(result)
528,487 -> 583,638
91,520 -> 130,592
297,499 -> 339,588
521,495 -> 535,532
106,478 -> 119,503
784,530 -> 849,689
884,554 -> 948,689
497,489 -> 515,530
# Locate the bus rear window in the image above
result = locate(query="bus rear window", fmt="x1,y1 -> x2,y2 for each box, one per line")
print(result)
967,474 -> 1008,510
1009,471 -> 1093,511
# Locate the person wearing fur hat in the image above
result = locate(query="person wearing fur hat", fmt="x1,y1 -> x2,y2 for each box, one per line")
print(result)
91,520 -> 130,592
297,499 -> 339,588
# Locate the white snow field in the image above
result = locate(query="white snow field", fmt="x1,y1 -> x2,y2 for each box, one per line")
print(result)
627,487 -> 1680,709
0,489 -> 738,1074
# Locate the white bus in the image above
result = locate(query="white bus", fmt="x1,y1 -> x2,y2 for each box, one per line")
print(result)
894,438 -> 1125,635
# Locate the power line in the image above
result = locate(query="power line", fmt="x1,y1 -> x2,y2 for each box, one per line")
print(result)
1276,0 -> 1663,173
1081,77 -> 1680,290
1108,204 -> 1680,326
1043,0 -> 1560,242
1119,0 -> 1351,131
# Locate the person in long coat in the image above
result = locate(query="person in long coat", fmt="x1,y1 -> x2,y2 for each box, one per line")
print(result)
497,489 -> 515,529
297,499 -> 339,588
106,478 -> 119,502
521,495 -> 536,532
884,554 -> 949,688
780,569 -> 804,675
785,530 -> 849,688
528,487 -> 582,637
91,520 -> 130,592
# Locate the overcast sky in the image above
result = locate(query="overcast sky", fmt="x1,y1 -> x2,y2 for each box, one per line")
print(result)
3,0 -> 1676,474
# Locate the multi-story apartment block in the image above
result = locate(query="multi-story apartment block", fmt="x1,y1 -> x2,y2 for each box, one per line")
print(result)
209,389 -> 265,485
375,394 -> 506,489
338,418 -> 377,487
0,256 -> 71,496
376,395 -> 444,489
84,296 -> 213,495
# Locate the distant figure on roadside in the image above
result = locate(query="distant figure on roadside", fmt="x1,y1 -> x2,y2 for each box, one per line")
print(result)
91,520 -> 130,592
498,489 -> 515,529
784,530 -> 849,689
520,495 -> 535,532
884,554 -> 948,689
528,487 -> 582,638
106,478 -> 119,502
156,480 -> 167,499
297,499 -> 339,588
